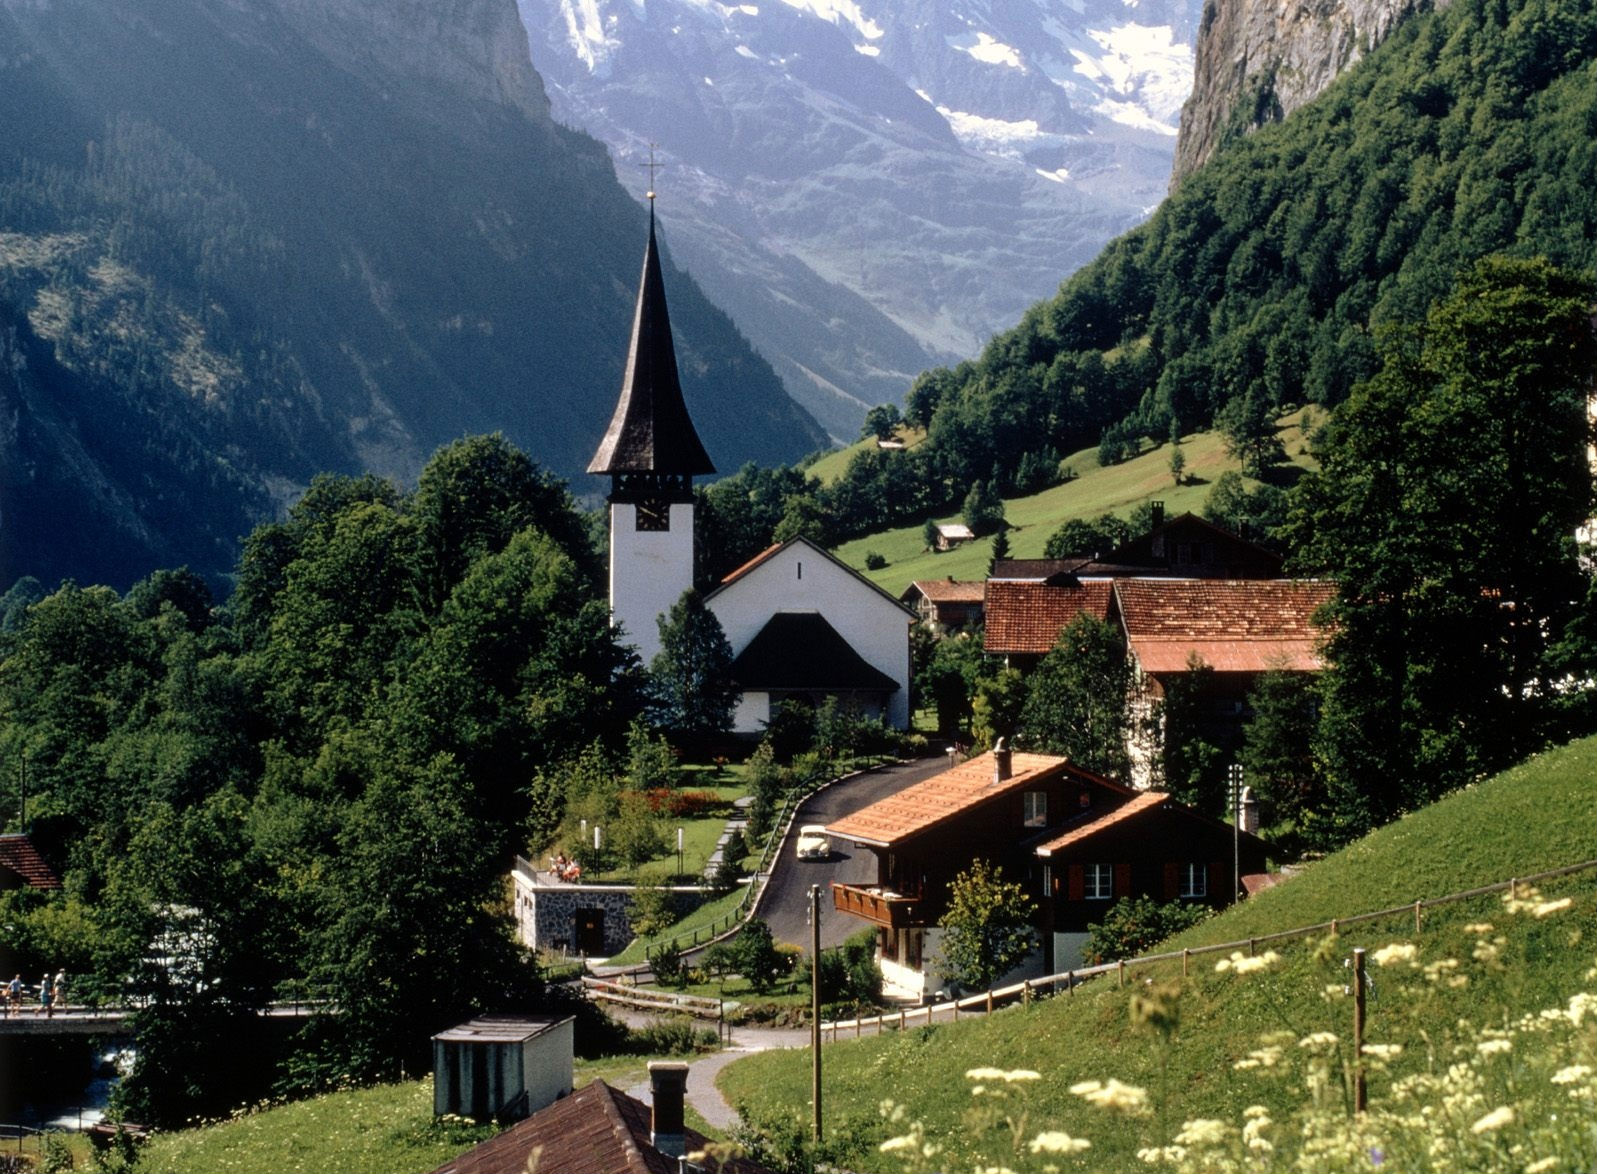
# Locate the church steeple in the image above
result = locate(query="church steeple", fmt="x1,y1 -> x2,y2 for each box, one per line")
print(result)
591,194 -> 715,665
587,206 -> 715,486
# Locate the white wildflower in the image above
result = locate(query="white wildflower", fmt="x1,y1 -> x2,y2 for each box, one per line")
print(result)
1137,1146 -> 1187,1165
1069,1078 -> 1151,1114
1526,1159 -> 1559,1174
1362,1043 -> 1403,1060
1568,992 -> 1597,1026
1373,942 -> 1418,967
1550,1064 -> 1592,1085
1533,897 -> 1573,918
1215,949 -> 1281,975
1463,922 -> 1495,934
1299,1032 -> 1340,1049
1174,1119 -> 1230,1147
1476,1038 -> 1513,1057
1471,1106 -> 1514,1134
1029,1131 -> 1091,1155
966,1067 -> 1007,1081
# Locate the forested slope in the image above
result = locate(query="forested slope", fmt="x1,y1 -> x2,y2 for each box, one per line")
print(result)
806,0 -> 1597,543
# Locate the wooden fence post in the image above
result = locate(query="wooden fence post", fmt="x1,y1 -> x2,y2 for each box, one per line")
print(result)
1023,980 -> 1031,1007
1414,900 -> 1422,934
1182,948 -> 1189,977
1117,960 -> 1125,987
986,990 -> 994,1014
1068,970 -> 1074,995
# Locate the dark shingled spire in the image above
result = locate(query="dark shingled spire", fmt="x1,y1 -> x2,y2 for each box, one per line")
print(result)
587,210 -> 716,477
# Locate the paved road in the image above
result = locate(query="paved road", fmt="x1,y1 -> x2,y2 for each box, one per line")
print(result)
758,754 -> 951,952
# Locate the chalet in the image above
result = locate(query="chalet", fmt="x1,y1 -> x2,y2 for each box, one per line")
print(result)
899,578 -> 985,631
825,747 -> 1267,998
432,1062 -> 772,1174
0,834 -> 61,891
1111,578 -> 1335,785
705,536 -> 914,733
992,507 -> 1284,582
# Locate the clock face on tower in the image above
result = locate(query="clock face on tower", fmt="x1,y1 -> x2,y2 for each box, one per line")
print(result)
636,495 -> 671,532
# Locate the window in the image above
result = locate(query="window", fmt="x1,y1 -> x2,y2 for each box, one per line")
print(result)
1023,791 -> 1047,828
1180,863 -> 1207,899
1085,863 -> 1114,900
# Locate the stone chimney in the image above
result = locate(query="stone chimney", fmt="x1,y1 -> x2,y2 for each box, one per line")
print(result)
649,1061 -> 689,1158
1239,786 -> 1259,835
993,737 -> 1012,784
1151,501 -> 1165,530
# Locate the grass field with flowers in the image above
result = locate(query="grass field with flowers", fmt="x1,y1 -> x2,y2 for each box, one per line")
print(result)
720,735 -> 1597,1173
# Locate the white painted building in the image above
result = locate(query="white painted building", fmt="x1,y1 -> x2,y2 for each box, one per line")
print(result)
704,536 -> 915,733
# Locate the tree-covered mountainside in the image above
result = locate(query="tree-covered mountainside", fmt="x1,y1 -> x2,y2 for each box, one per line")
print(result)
800,0 -> 1597,542
0,0 -> 823,591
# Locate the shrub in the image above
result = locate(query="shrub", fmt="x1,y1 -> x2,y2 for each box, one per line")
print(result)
651,942 -> 687,988
627,1016 -> 718,1055
1083,895 -> 1212,966
864,550 -> 888,570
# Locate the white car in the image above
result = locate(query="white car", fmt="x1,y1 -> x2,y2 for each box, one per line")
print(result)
795,825 -> 831,860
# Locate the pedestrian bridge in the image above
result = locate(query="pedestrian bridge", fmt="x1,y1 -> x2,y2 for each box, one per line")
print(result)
0,1003 -> 320,1036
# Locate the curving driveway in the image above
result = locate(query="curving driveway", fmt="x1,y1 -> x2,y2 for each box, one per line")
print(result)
757,754 -> 952,952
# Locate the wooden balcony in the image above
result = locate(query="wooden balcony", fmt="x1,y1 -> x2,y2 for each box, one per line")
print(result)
831,882 -> 924,929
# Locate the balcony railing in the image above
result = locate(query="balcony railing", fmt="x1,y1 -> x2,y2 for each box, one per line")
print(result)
831,882 -> 925,929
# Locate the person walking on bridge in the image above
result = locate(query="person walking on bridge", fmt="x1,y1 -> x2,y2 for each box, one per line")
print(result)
37,972 -> 53,1017
4,975 -> 19,1016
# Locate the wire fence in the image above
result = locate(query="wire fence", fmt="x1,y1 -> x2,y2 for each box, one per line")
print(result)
818,856 -> 1597,1039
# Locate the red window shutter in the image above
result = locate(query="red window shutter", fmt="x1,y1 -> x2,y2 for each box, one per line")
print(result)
1067,865 -> 1085,901
1163,863 -> 1179,901
1114,862 -> 1131,898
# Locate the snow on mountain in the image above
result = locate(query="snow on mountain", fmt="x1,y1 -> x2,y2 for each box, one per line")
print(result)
518,0 -> 1198,440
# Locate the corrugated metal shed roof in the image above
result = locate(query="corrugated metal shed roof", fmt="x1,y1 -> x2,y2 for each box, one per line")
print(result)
432,1015 -> 572,1045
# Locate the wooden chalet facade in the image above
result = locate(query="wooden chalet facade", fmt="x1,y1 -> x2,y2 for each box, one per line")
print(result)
825,748 -> 1268,998
899,578 -> 985,631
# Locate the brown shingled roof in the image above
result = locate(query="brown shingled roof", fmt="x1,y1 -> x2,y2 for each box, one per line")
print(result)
825,752 -> 1124,847
1114,580 -> 1335,674
0,835 -> 61,890
904,579 -> 986,604
431,1080 -> 770,1174
983,579 -> 1114,656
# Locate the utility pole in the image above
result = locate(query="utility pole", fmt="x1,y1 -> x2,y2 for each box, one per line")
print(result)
809,883 -> 823,1144
18,750 -> 25,833
1227,763 -> 1243,900
1352,947 -> 1368,1112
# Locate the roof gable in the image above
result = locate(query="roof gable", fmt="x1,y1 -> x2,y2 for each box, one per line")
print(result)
706,536 -> 915,618
1033,789 -> 1271,857
902,579 -> 986,605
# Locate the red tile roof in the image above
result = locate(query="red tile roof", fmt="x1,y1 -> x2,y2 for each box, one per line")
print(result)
1114,580 -> 1335,674
719,542 -> 784,587
825,752 -> 1122,847
0,835 -> 60,890
983,579 -> 1114,655
904,579 -> 986,604
431,1080 -> 770,1174
1033,793 -> 1168,856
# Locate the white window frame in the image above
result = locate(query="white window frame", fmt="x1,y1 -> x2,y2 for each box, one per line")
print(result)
1179,863 -> 1207,899
1023,790 -> 1047,828
1085,863 -> 1114,900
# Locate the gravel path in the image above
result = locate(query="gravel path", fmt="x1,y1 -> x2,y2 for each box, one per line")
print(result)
622,1020 -> 813,1132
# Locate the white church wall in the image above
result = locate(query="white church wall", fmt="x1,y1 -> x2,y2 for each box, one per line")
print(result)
706,540 -> 912,728
608,501 -> 695,666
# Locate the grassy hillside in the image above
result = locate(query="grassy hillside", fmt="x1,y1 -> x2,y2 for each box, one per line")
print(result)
721,735 -> 1597,1172
835,413 -> 1315,596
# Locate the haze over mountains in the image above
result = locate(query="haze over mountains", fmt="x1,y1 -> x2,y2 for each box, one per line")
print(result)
0,0 -> 823,590
518,0 -> 1201,437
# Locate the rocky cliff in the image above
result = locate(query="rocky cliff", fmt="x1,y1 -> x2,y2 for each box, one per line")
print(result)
1171,0 -> 1436,183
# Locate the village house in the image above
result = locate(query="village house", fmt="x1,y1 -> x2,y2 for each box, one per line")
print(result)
825,746 -> 1268,999
992,506 -> 1285,582
899,577 -> 985,631
931,521 -> 976,551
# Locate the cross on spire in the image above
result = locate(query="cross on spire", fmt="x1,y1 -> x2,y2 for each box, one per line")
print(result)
643,144 -> 664,205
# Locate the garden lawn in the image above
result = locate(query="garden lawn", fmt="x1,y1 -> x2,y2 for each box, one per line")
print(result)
720,734 -> 1597,1173
603,883 -> 754,967
834,414 -> 1315,597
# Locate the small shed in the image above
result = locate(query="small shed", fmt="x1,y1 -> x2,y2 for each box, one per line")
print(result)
433,1015 -> 574,1123
933,522 -> 975,551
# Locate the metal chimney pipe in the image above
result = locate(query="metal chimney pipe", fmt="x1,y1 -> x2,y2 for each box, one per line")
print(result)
649,1061 -> 689,1158
993,737 -> 1012,784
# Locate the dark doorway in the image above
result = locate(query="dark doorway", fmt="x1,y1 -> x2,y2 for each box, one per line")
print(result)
575,908 -> 605,955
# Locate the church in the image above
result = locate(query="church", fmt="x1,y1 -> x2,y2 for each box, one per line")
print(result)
588,205 -> 912,732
